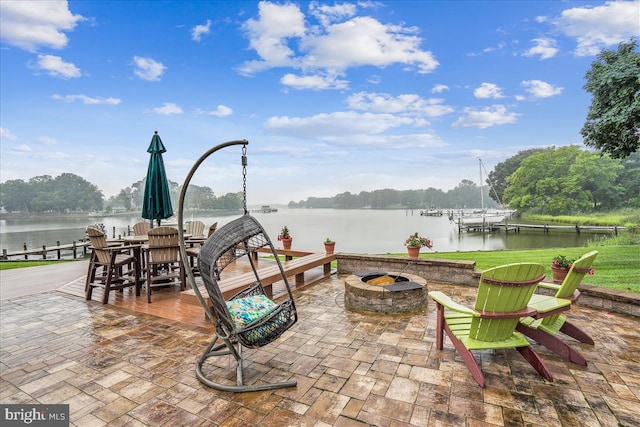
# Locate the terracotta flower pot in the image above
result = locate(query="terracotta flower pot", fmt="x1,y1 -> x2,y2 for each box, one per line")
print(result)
324,241 -> 335,254
407,245 -> 421,258
282,237 -> 292,250
551,265 -> 569,284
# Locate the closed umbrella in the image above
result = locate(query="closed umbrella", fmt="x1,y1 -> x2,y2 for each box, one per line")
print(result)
142,131 -> 173,226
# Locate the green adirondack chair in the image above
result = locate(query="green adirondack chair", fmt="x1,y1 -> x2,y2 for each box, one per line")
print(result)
517,250 -> 598,366
429,262 -> 552,388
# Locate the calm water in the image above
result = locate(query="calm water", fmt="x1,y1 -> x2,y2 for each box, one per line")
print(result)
0,209 -> 608,258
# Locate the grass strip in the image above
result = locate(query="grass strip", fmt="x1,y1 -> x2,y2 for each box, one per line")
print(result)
420,245 -> 638,293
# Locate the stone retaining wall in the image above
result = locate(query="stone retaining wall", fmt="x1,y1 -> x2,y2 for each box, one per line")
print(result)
336,253 -> 479,286
335,253 -> 640,318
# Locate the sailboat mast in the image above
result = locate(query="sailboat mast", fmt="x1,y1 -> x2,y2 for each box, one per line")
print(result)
479,158 -> 484,212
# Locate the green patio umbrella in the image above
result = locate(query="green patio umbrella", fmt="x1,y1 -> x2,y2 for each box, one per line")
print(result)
142,131 -> 173,226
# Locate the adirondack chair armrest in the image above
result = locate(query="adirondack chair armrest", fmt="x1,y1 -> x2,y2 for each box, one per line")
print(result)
537,281 -> 561,291
106,246 -> 134,255
428,291 -> 478,316
479,307 -> 537,319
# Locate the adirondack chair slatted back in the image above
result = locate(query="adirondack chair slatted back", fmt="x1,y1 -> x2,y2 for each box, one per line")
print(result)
147,227 -> 180,263
539,250 -> 598,329
86,227 -> 112,264
133,222 -> 151,236
470,263 -> 546,342
198,214 -> 297,347
553,250 -> 598,299
186,220 -> 206,238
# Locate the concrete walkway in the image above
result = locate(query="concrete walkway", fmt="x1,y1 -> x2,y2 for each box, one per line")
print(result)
0,260 -> 89,301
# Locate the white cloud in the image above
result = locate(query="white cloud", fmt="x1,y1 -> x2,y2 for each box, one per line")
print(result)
240,1 -> 305,73
1,127 -> 18,141
152,103 -> 183,115
13,144 -> 32,153
300,16 -> 438,73
521,80 -> 563,98
0,0 -> 84,51
309,2 -> 357,26
280,73 -> 349,90
52,94 -> 121,105
474,83 -> 504,99
347,92 -> 454,117
452,105 -> 518,129
240,2 -> 438,83
524,37 -> 559,60
431,84 -> 449,94
191,19 -> 212,42
555,1 -> 640,56
36,136 -> 60,145
265,111 -> 416,139
34,54 -> 81,78
195,105 -> 233,117
133,56 -> 166,81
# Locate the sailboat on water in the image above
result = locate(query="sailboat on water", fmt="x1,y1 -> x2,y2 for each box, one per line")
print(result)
460,159 -> 506,229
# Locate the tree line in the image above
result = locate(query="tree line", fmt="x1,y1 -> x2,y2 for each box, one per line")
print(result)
0,174 -> 244,214
1,147 -> 637,215
289,181 -> 500,210
289,147 -> 639,213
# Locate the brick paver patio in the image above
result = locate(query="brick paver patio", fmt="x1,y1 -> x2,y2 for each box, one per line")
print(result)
1,274 -> 639,426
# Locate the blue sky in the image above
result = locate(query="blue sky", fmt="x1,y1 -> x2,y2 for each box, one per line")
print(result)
1,1 -> 639,205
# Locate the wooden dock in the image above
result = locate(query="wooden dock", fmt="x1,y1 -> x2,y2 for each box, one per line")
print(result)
1,241 -> 91,260
463,222 -> 625,235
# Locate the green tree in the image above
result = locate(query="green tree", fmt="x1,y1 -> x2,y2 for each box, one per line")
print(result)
503,146 -> 624,214
487,148 -> 547,205
569,151 -> 624,210
52,173 -> 104,212
581,39 -> 640,159
183,184 -> 216,210
618,152 -> 640,207
0,179 -> 32,212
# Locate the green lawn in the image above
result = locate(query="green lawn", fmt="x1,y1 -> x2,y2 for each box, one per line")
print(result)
0,260 -> 74,270
419,245 -> 639,294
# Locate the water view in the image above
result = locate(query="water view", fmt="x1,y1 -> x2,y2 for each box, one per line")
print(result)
0,209 -> 609,258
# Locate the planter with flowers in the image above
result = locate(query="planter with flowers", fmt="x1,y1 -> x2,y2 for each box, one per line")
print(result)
277,226 -> 292,249
324,238 -> 335,254
405,232 -> 433,258
551,255 -> 575,283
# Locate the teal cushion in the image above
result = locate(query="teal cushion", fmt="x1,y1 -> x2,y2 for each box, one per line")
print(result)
226,295 -> 276,328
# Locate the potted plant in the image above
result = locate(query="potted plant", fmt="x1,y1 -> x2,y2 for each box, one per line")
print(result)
550,254 -> 575,283
277,226 -> 292,250
324,238 -> 335,254
405,232 -> 433,258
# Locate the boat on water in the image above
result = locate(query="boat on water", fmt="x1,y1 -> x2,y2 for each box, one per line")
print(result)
460,213 -> 505,227
420,208 -> 443,216
456,159 -> 509,231
260,205 -> 278,213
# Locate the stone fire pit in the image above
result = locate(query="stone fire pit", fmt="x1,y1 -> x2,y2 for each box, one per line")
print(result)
344,271 -> 428,314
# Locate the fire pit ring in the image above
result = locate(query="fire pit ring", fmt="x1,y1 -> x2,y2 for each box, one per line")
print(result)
344,271 -> 428,314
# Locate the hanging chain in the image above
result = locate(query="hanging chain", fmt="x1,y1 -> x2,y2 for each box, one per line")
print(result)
242,144 -> 248,215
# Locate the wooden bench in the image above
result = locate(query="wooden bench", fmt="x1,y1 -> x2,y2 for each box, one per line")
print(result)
181,251 -> 336,306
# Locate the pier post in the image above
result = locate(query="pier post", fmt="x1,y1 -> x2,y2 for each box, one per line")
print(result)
42,245 -> 47,260
23,243 -> 28,260
73,241 -> 77,259
2,249 -> 7,260
56,241 -> 61,259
